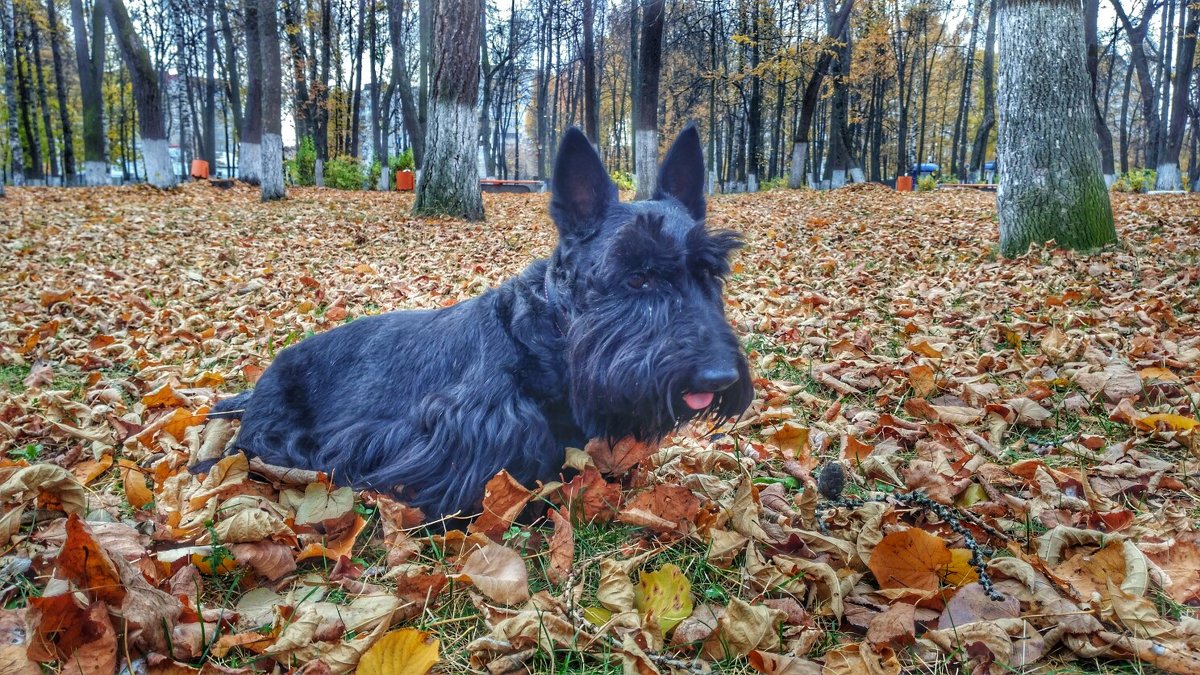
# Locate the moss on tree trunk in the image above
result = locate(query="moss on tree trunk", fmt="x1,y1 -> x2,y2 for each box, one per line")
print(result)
996,0 -> 1116,258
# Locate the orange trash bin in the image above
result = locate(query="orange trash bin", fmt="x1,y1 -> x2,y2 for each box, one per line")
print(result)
191,160 -> 210,180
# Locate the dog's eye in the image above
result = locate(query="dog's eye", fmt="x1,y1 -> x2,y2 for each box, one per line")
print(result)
627,273 -> 650,290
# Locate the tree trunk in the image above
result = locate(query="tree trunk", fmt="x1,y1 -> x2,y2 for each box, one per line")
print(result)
968,0 -> 997,182
1155,4 -> 1197,190
14,15 -> 43,180
388,0 -> 423,165
259,0 -> 285,200
47,0 -> 74,181
1085,0 -> 1115,185
1112,1 -> 1161,169
582,0 -> 599,143
283,0 -> 310,142
634,0 -> 665,199
746,0 -> 762,190
2,0 -> 24,186
102,0 -> 175,188
314,0 -> 332,185
70,0 -> 105,185
203,0 -> 217,166
28,11 -> 59,179
218,0 -> 243,147
239,0 -> 263,184
996,0 -> 1115,257
789,0 -> 854,188
349,0 -> 367,158
413,0 -> 483,220
479,8 -> 493,177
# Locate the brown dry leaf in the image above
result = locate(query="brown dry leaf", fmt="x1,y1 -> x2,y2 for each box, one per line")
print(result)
357,628 -> 439,675
585,436 -> 659,475
142,383 -> 188,409
868,528 -> 953,592
57,514 -> 127,607
0,609 -> 39,674
546,507 -> 574,585
822,643 -> 902,675
907,364 -> 937,398
702,597 -> 786,660
231,541 -> 298,581
468,470 -> 532,540
0,464 -> 87,515
747,650 -> 822,675
866,602 -> 916,649
294,481 -> 356,530
618,483 -> 700,534
186,452 -> 250,508
453,542 -> 529,606
121,462 -> 155,510
559,467 -> 621,523
71,453 -> 114,486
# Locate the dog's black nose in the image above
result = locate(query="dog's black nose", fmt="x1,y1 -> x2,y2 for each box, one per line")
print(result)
695,367 -> 739,392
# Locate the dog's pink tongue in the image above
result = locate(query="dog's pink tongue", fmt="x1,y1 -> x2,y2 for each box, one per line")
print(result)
684,392 -> 714,411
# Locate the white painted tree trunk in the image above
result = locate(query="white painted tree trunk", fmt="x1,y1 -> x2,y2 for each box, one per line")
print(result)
850,166 -> 866,183
747,173 -> 758,192
1154,163 -> 1181,191
634,129 -> 658,199
142,138 -> 176,189
1103,174 -> 1115,188
830,169 -> 847,189
314,158 -> 324,187
260,133 -> 285,200
83,161 -> 108,186
788,142 -> 806,188
996,0 -> 1115,257
238,141 -> 261,184
414,101 -> 483,219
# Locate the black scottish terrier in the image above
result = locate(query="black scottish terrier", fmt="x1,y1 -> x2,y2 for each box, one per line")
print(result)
210,126 -> 753,521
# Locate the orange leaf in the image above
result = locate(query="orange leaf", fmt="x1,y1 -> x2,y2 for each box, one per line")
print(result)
295,514 -> 366,562
122,464 -> 154,510
547,507 -> 574,585
141,383 -> 187,409
71,454 -> 114,486
468,471 -> 532,540
57,514 -> 127,607
868,528 -> 952,593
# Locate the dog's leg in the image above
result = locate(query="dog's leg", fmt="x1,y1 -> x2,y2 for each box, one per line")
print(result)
320,386 -> 562,522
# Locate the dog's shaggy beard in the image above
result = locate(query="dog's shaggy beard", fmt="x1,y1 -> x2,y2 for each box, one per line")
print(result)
565,296 -> 754,443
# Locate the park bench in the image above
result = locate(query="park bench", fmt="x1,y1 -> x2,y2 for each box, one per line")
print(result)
480,179 -> 545,193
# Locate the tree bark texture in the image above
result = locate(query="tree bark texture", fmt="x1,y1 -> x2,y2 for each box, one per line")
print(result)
634,0 -> 664,199
102,0 -> 175,188
259,0 -> 285,200
2,0 -> 23,185
46,0 -> 75,180
388,0 -> 423,166
1155,3 -> 1197,190
70,0 -> 105,185
996,0 -> 1115,257
239,0 -> 262,184
413,0 -> 483,221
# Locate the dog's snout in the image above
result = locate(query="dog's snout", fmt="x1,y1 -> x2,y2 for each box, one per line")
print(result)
695,367 -> 739,392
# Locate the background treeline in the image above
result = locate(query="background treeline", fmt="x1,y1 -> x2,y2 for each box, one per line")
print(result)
0,0 -> 1197,192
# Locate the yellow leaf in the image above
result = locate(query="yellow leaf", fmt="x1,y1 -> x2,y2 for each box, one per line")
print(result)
582,606 -> 614,626
1136,413 -> 1198,432
634,563 -> 694,634
357,628 -> 439,675
938,548 -> 979,587
191,552 -> 238,575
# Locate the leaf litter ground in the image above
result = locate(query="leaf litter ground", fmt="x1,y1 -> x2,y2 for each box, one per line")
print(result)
1,183 -> 1199,674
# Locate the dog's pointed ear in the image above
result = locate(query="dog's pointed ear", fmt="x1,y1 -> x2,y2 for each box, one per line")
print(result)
654,125 -> 706,222
551,127 -> 617,239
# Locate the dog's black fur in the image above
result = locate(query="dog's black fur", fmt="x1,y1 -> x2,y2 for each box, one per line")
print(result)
210,126 -> 753,521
